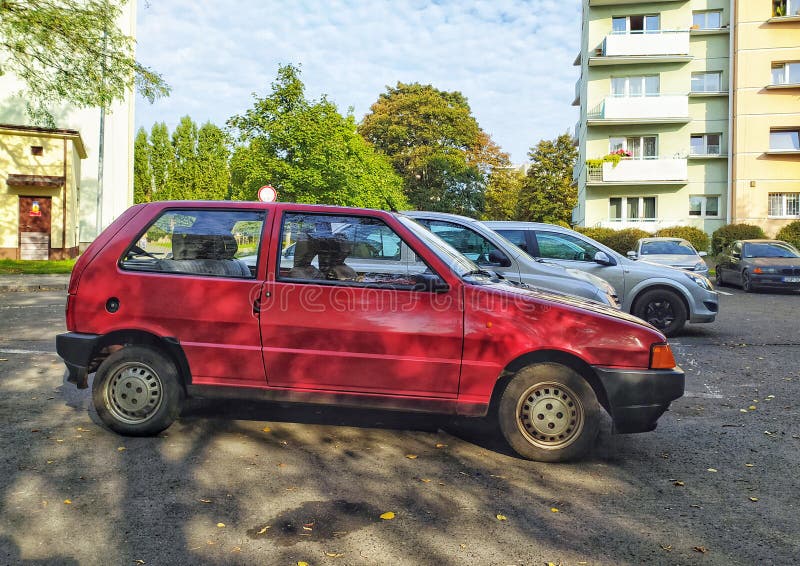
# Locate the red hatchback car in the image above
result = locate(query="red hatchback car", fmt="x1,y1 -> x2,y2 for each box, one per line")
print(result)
57,202 -> 684,461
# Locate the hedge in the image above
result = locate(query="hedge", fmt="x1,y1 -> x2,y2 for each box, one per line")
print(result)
575,226 -> 651,255
711,223 -> 766,255
776,220 -> 800,250
654,226 -> 710,253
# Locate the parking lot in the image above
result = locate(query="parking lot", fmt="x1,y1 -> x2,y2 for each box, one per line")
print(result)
0,287 -> 798,565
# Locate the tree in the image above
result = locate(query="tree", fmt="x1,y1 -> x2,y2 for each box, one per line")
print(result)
0,0 -> 169,125
517,133 -> 578,225
133,127 -> 152,203
227,64 -> 406,209
358,82 -> 506,215
195,123 -> 231,201
482,166 -> 526,220
149,122 -> 172,200
168,116 -> 199,200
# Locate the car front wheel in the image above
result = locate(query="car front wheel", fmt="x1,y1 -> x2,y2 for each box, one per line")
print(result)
632,288 -> 688,337
715,266 -> 724,286
497,363 -> 600,462
742,271 -> 753,293
92,345 -> 183,436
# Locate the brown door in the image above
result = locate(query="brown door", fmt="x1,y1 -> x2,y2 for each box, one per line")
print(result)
19,197 -> 51,260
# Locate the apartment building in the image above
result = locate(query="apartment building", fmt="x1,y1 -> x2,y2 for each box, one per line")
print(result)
573,0 -> 732,235
731,0 -> 800,235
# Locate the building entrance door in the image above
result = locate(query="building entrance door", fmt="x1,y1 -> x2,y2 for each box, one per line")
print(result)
18,196 -> 51,260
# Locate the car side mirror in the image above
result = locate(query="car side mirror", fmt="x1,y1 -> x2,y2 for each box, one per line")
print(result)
594,251 -> 615,266
698,251 -> 707,257
732,251 -> 740,259
488,249 -> 512,267
626,251 -> 638,259
412,273 -> 450,293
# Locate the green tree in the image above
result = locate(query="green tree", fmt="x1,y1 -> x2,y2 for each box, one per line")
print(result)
195,123 -> 231,200
517,133 -> 578,225
167,116 -> 199,200
227,64 -> 406,209
149,122 -> 172,200
133,127 -> 152,203
359,82 -> 505,215
482,166 -> 526,220
0,0 -> 169,125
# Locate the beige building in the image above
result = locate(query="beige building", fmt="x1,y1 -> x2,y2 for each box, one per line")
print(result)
0,125 -> 86,259
731,0 -> 800,235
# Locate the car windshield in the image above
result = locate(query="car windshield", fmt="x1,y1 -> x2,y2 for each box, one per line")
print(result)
640,240 -> 696,256
396,215 -> 478,277
743,242 -> 800,258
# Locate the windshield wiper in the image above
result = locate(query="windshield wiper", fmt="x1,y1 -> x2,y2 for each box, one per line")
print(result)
461,269 -> 495,278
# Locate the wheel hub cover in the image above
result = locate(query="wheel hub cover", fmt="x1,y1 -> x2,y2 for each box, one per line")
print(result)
518,383 -> 583,447
108,363 -> 162,422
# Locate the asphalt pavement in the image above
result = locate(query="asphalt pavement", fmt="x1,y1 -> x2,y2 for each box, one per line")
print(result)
0,286 -> 797,565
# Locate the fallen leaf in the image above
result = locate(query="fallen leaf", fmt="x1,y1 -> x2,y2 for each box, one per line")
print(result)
64,499 -> 72,505
405,454 -> 418,459
748,406 -> 757,411
739,409 -> 748,413
693,546 -> 708,554
496,514 -> 507,521
117,447 -> 126,452
297,562 -> 308,566
262,427 -> 271,433
231,547 -> 241,553
550,507 -> 559,513
135,561 -> 146,565
380,512 -> 395,520
435,443 -> 447,448
690,504 -> 701,509
745,463 -> 754,467
325,552 -> 345,557
660,544 -> 673,552
56,439 -> 64,443
420,478 -> 431,483
199,499 -> 212,503
674,481 -> 685,486
217,522 -> 226,528
749,497 -> 759,502
707,468 -> 718,473
257,526 -> 270,534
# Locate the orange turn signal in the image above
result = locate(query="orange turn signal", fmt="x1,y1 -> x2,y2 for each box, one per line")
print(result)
650,343 -> 676,369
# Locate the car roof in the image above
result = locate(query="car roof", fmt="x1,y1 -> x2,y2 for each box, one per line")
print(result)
740,239 -> 789,244
638,237 -> 688,244
134,200 -> 395,217
402,210 -> 482,225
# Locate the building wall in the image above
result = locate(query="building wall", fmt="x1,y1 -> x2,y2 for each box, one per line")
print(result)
732,0 -> 800,236
0,0 -> 137,246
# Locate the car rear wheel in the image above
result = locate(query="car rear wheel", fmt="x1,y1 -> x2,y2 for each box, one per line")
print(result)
632,288 -> 688,337
715,267 -> 724,286
497,363 -> 600,462
92,345 -> 183,436
742,271 -> 753,293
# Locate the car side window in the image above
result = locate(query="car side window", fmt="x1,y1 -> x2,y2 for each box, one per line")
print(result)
416,220 -> 509,267
496,229 -> 529,253
121,209 -> 265,279
277,213 -> 437,289
534,231 -> 601,262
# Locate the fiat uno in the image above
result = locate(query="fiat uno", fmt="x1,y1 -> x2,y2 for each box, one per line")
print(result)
57,202 -> 684,462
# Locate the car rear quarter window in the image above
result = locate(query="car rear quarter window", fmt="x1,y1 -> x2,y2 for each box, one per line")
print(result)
120,209 -> 266,279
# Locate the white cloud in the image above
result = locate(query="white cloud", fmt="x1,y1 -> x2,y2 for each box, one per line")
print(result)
134,0 -> 581,162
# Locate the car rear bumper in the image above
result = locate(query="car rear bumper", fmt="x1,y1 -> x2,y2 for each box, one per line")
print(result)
56,332 -> 100,389
593,366 -> 685,433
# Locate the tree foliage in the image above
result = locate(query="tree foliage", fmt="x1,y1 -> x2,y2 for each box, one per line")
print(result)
227,64 -> 406,209
516,133 -> 578,225
358,82 -> 507,216
133,117 -> 230,203
0,0 -> 169,125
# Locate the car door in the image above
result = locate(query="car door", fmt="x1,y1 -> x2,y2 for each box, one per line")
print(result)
529,229 -> 627,297
258,210 -> 464,398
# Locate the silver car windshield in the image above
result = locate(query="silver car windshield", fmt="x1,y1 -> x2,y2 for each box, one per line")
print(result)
396,215 -> 478,277
641,240 -> 696,255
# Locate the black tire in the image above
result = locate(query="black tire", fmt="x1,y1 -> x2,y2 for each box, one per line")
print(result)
92,345 -> 183,436
632,288 -> 688,337
715,266 -> 724,286
742,270 -> 753,293
497,363 -> 600,462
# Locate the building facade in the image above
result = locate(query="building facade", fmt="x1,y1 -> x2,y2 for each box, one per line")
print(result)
0,125 -> 86,259
731,0 -> 800,235
0,1 -> 137,249
574,0 -> 732,236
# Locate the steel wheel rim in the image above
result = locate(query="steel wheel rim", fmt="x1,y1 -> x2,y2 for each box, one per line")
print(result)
104,362 -> 163,425
516,382 -> 584,449
644,298 -> 675,329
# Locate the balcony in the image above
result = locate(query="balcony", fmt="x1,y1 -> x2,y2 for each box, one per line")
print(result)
572,79 -> 581,106
590,31 -> 691,66
587,158 -> 688,185
589,0 -> 686,4
587,95 -> 689,125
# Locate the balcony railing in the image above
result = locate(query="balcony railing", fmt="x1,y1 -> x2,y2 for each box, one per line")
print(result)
601,31 -> 690,58
587,95 -> 689,123
587,158 -> 688,183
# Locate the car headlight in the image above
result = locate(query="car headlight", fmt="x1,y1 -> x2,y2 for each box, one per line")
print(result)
753,267 -> 777,274
693,262 -> 707,271
684,271 -> 713,290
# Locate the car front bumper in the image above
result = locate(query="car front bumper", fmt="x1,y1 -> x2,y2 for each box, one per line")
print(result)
593,365 -> 685,433
749,274 -> 800,290
688,287 -> 718,323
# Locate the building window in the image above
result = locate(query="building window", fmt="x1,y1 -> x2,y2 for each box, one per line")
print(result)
768,193 -> 800,217
609,136 -> 658,159
770,129 -> 800,151
691,72 -> 723,93
689,196 -> 720,217
610,196 -> 657,221
610,75 -> 660,97
612,14 -> 660,34
773,0 -> 800,17
772,62 -> 800,85
690,134 -> 722,156
692,11 -> 722,29
30,146 -> 43,156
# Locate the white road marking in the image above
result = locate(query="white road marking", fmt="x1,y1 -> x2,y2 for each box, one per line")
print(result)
0,348 -> 58,355
716,290 -> 734,296
684,391 -> 724,399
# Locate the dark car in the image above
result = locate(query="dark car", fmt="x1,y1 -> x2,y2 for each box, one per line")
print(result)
716,239 -> 800,292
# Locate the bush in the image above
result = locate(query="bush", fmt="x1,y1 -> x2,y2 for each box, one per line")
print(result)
776,220 -> 800,249
711,224 -> 766,255
655,226 -> 710,253
574,226 -> 651,255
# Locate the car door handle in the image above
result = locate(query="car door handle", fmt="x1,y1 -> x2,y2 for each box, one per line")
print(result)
253,291 -> 271,315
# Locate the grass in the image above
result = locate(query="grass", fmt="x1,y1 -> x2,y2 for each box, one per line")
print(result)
0,259 -> 76,274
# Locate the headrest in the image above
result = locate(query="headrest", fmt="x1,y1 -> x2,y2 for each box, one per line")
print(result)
293,235 -> 318,267
172,233 -> 238,260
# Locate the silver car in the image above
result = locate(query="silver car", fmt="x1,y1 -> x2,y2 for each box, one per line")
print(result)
403,211 -> 620,307
629,237 -> 709,277
485,221 -> 719,337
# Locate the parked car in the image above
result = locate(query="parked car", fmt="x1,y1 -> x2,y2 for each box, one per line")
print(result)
716,239 -> 800,292
403,211 -> 620,308
484,221 -> 719,337
56,202 -> 684,462
628,237 -> 709,277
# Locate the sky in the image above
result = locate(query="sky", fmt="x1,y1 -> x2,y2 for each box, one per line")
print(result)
134,0 -> 582,164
